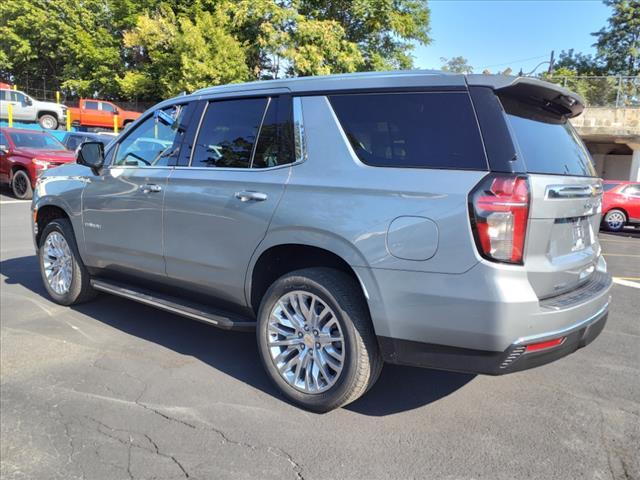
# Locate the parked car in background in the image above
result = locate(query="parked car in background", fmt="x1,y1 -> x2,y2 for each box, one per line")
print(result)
0,127 -> 75,199
61,131 -> 117,151
68,99 -> 140,130
601,180 -> 640,231
0,88 -> 67,130
31,72 -> 611,412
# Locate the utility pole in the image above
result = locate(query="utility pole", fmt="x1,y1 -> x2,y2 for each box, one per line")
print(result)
547,50 -> 555,74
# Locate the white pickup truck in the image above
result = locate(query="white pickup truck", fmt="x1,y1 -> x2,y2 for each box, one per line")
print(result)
0,88 -> 67,130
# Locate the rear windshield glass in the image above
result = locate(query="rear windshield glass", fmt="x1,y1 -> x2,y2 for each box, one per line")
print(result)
10,131 -> 66,150
329,92 -> 487,170
504,110 -> 596,177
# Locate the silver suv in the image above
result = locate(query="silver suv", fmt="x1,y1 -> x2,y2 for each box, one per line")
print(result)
32,71 -> 612,412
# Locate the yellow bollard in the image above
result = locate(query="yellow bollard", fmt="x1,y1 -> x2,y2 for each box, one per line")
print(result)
56,91 -> 60,104
113,114 -> 119,134
12,85 -> 17,90
7,103 -> 13,127
66,111 -> 71,131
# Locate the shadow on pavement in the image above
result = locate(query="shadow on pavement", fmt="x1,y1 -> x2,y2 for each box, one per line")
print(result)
599,228 -> 640,239
1,254 -> 475,416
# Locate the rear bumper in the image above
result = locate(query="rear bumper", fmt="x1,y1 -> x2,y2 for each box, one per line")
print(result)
379,301 -> 609,375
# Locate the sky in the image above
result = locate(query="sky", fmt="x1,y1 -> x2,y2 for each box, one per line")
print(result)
413,0 -> 612,74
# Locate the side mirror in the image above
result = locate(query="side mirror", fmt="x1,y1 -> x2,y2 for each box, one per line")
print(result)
24,97 -> 33,106
0,144 -> 8,154
113,108 -> 119,115
77,141 -> 104,174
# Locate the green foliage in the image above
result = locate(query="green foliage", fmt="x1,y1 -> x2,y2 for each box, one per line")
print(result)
0,0 -> 432,101
553,1 -> 639,76
440,56 -> 473,74
593,0 -> 639,75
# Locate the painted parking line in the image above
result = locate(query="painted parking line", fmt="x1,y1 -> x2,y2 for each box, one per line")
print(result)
603,253 -> 640,258
0,200 -> 30,204
612,277 -> 640,289
600,238 -> 640,244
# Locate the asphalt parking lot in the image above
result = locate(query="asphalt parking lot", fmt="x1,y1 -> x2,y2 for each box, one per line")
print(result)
1,190 -> 639,480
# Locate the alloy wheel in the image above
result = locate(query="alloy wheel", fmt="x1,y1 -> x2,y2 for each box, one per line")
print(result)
42,232 -> 73,295
267,291 -> 345,394
606,211 -> 625,230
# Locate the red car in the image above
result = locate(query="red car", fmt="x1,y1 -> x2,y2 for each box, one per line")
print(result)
601,180 -> 640,231
0,127 -> 76,199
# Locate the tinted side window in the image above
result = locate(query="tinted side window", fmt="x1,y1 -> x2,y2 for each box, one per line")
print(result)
603,183 -> 620,192
0,91 -> 6,101
113,104 -> 191,167
329,92 -> 487,170
85,101 -> 99,110
253,97 -> 294,168
623,185 -> 640,197
0,131 -> 8,146
101,102 -> 116,112
191,98 -> 267,168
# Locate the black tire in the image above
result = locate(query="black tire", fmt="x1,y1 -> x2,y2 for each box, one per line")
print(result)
38,114 -> 59,130
257,268 -> 383,412
11,169 -> 33,200
38,218 -> 96,305
603,209 -> 627,232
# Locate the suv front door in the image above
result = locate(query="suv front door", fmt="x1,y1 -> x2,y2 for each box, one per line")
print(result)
81,104 -> 192,279
163,95 -> 295,305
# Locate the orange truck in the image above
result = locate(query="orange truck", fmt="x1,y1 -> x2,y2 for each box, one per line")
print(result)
67,99 -> 141,129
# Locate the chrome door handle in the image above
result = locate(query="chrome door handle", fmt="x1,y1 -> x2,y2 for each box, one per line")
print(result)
235,191 -> 268,202
140,183 -> 162,193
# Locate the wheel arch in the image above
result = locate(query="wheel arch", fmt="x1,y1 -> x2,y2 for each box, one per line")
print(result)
37,110 -> 60,121
246,230 -> 375,319
604,207 -> 629,221
34,203 -> 72,247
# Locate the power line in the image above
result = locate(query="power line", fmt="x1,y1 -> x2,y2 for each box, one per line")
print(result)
480,54 -> 548,70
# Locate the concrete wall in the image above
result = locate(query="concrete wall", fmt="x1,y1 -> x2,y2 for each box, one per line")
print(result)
572,107 -> 640,181
571,108 -> 640,139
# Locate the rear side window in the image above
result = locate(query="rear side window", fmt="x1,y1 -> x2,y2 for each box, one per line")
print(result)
85,101 -> 99,110
252,97 -> 295,168
501,98 -> 596,177
329,92 -> 487,170
192,98 -> 267,169
603,183 -> 619,192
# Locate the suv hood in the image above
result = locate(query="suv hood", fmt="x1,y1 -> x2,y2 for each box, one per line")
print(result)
15,148 -> 75,163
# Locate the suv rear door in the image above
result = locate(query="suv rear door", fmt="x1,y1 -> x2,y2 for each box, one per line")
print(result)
163,94 -> 294,306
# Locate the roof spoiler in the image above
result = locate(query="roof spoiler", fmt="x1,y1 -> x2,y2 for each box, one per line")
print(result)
466,75 -> 585,119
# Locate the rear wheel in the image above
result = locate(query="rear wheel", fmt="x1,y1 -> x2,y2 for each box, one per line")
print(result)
11,170 -> 33,200
38,114 -> 58,130
603,209 -> 626,232
38,219 -> 96,305
257,268 -> 382,412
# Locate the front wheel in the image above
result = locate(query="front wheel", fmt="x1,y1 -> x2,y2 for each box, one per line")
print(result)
603,209 -> 627,232
38,114 -> 59,130
11,170 -> 33,200
39,218 -> 96,305
257,268 -> 382,412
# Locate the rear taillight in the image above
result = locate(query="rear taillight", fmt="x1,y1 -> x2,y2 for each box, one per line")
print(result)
469,174 -> 530,264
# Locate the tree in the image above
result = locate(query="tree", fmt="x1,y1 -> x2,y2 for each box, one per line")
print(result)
440,56 -> 473,74
553,49 -> 603,75
120,6 -> 249,99
593,0 -> 639,75
0,0 -> 121,96
1,0 -> 432,100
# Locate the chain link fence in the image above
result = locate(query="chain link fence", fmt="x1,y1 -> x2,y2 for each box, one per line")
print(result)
541,75 -> 639,108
